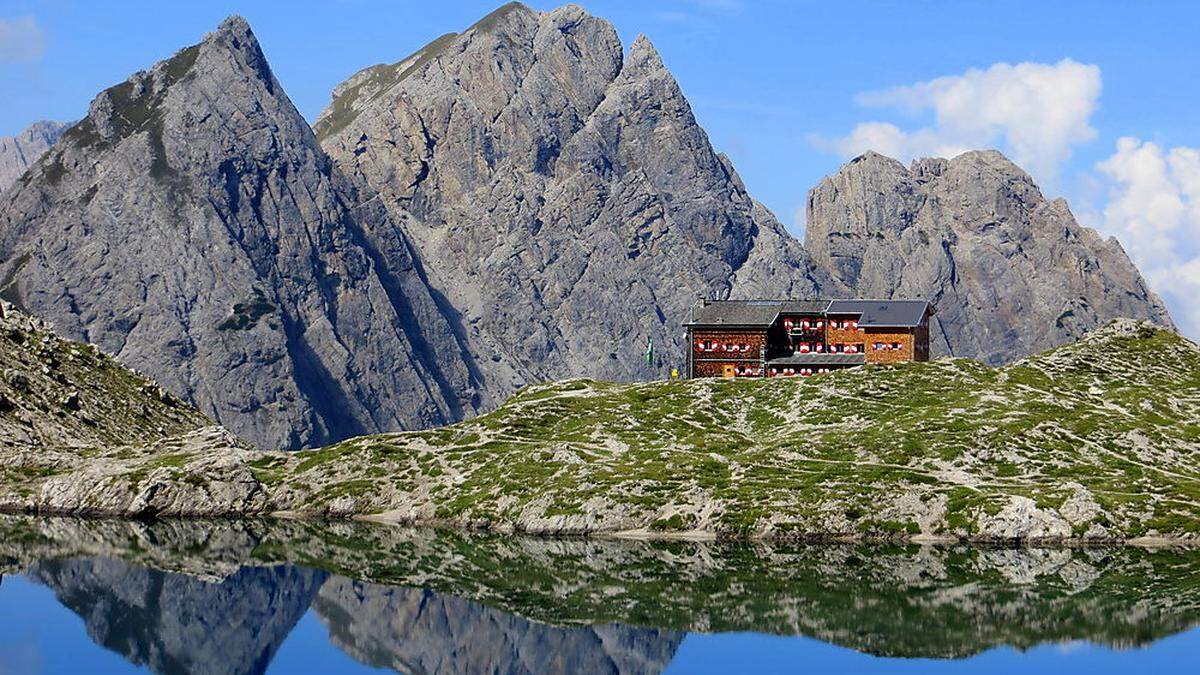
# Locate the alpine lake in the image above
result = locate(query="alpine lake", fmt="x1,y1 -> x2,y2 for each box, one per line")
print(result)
0,516 -> 1196,674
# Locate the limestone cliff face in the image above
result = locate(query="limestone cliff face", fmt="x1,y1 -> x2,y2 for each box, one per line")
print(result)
318,3 -> 824,396
804,151 -> 1173,362
0,120 -> 68,192
0,18 -> 481,449
314,578 -> 683,675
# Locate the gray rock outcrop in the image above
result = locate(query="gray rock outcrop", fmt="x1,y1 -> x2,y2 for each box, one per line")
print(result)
0,120 -> 68,192
0,17 -> 482,449
804,150 -> 1173,362
318,2 -> 826,398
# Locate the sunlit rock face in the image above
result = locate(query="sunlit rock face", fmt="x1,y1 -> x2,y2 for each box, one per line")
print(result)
0,120 -> 68,192
805,150 -> 1173,363
318,2 -> 827,400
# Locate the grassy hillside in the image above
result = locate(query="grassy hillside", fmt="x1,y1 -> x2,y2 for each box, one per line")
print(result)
246,318 -> 1200,542
2,315 -> 1197,541
0,303 -> 208,450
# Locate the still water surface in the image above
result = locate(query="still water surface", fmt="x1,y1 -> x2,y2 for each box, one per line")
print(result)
0,516 -> 1195,674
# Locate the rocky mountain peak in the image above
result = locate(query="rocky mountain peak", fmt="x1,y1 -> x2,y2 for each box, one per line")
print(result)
0,16 -> 483,449
0,120 -> 69,192
215,13 -> 253,35
464,1 -> 537,35
318,2 -> 825,398
806,148 -> 1173,363
627,34 -> 666,72
850,149 -> 905,167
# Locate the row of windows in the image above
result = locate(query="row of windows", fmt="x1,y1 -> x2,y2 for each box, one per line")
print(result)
695,341 -> 756,353
795,342 -> 861,354
781,318 -> 861,331
769,367 -> 833,377
700,340 -> 902,354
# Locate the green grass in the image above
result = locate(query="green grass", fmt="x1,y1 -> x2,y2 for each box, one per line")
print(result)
256,320 -> 1199,540
5,318 -> 1197,542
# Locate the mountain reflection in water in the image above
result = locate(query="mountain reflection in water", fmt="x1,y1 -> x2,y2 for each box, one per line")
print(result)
0,516 -> 1197,674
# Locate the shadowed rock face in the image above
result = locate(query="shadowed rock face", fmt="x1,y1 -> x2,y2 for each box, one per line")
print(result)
26,556 -> 326,675
804,151 -> 1173,363
314,579 -> 683,675
0,17 -> 482,450
319,2 -> 827,399
0,120 -> 69,192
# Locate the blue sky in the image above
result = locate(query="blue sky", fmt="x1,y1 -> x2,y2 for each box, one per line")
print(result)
1,0 -> 1197,334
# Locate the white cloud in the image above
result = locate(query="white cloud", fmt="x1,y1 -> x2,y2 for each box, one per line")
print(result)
1094,137 -> 1200,339
0,16 -> 46,63
818,59 -> 1102,186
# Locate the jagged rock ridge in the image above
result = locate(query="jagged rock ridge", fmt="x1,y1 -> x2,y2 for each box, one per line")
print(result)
0,120 -> 69,192
318,2 -> 827,398
0,17 -> 482,449
804,150 -> 1173,363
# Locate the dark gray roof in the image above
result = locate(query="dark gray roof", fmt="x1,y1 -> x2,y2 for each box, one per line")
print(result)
778,300 -> 830,314
684,301 -> 783,327
825,299 -> 930,328
767,353 -> 866,366
685,298 -> 930,328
